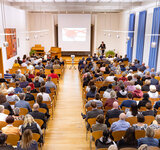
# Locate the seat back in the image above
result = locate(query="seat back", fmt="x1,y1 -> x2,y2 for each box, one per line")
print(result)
4,109 -> 10,115
35,119 -> 44,128
108,118 -> 119,126
126,117 -> 137,126
0,121 -> 7,130
19,108 -> 28,116
112,130 -> 126,141
39,108 -> 47,114
13,120 -> 24,127
120,148 -> 137,150
154,129 -> 160,139
88,118 -> 96,127
32,133 -> 40,142
28,100 -> 35,108
92,130 -> 103,141
135,130 -> 145,139
144,116 -> 155,125
6,134 -> 20,146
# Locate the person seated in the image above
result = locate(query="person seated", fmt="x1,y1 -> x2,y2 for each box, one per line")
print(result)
122,54 -> 128,61
120,93 -> 136,108
4,70 -> 12,80
15,93 -> 32,112
132,84 -> 143,98
126,103 -> 139,117
0,73 -> 9,83
2,116 -> 20,135
118,72 -> 127,82
117,86 -> 128,98
28,82 -> 38,93
104,91 -> 117,108
45,76 -> 56,89
85,93 -> 103,108
15,69 -> 24,79
117,127 -> 138,149
29,103 -> 47,129
148,85 -> 159,98
0,94 -> 13,115
0,132 -> 14,149
100,64 -> 106,72
17,129 -> 38,150
27,62 -> 34,70
14,81 -> 23,94
33,76 -> 41,88
135,75 -> 143,86
10,74 -> 19,83
110,113 -> 130,132
126,81 -> 136,92
138,93 -> 151,109
0,105 -> 8,121
150,68 -> 156,76
105,102 -> 123,127
149,115 -> 160,130
37,86 -> 51,101
86,80 -> 95,93
86,85 -> 97,100
35,62 -> 43,70
138,127 -> 159,147
150,74 -> 159,85
13,59 -> 20,68
6,87 -> 20,102
105,72 -> 115,82
92,53 -> 98,61
48,69 -> 59,80
83,73 -> 92,87
139,62 -> 146,72
96,72 -> 104,81
13,107 -> 24,121
86,54 -> 91,62
25,86 -> 35,101
132,114 -> 148,130
34,72 -> 44,83
94,69 -> 101,77
20,76 -> 29,88
95,129 -> 114,149
0,83 -> 8,94
103,84 -> 113,98
53,60 -> 61,69
129,63 -> 137,71
142,80 -> 150,91
45,61 -> 53,69
142,102 -> 156,116
28,70 -> 35,79
39,69 -> 46,78
92,114 -> 107,132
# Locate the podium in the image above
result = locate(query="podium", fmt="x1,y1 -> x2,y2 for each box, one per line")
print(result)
49,47 -> 61,58
31,44 -> 45,56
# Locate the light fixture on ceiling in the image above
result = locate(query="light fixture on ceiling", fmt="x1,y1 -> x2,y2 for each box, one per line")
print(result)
151,41 -> 156,48
108,33 -> 111,37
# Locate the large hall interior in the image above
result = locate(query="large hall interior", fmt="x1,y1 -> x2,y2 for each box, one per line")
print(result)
1,0 -> 160,150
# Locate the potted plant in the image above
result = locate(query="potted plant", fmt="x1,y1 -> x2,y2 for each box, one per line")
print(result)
105,50 -> 115,57
29,49 -> 36,56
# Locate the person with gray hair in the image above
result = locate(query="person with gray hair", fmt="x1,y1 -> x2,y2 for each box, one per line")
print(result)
138,127 -> 159,147
45,76 -> 56,89
0,105 -> 8,121
13,107 -> 24,121
15,93 -> 32,112
6,87 -> 20,102
149,115 -> 160,130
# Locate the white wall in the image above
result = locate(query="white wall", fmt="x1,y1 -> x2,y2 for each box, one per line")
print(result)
0,3 -> 28,72
28,13 -> 55,52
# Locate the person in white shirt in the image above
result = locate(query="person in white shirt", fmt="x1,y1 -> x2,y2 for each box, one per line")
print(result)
103,84 -> 113,98
105,72 -> 115,82
37,86 -> 51,101
21,62 -> 27,67
148,85 -> 159,98
27,62 -> 34,70
0,105 -> 8,121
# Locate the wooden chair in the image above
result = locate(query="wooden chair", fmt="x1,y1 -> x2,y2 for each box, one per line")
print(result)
0,121 -> 7,130
148,147 -> 160,150
35,119 -> 44,128
139,107 -> 146,112
133,98 -> 143,101
88,118 -> 97,128
39,108 -> 47,114
126,116 -> 137,126
120,148 -> 137,150
32,133 -> 40,142
6,134 -> 20,146
154,129 -> 160,139
42,101 -> 53,119
4,109 -> 10,115
13,120 -> 24,127
45,69 -> 51,75
8,101 -> 16,105
28,100 -> 35,108
121,106 -> 130,112
144,116 -> 155,125
90,130 -> 103,150
97,149 -> 108,150
19,108 -> 28,116
108,118 -> 119,126
112,130 -> 126,141
135,130 -> 145,139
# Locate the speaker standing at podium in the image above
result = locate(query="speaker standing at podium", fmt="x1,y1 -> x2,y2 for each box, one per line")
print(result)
98,41 -> 106,56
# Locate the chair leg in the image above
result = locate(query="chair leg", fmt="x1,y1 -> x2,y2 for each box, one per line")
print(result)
90,136 -> 92,150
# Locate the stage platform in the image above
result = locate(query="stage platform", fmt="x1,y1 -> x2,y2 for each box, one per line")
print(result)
62,56 -> 87,65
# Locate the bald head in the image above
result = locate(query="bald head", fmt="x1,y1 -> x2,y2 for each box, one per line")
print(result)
113,102 -> 119,109
33,103 -> 39,111
119,113 -> 126,120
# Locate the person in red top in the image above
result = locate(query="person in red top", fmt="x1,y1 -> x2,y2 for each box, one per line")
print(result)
118,72 -> 127,82
48,69 -> 59,80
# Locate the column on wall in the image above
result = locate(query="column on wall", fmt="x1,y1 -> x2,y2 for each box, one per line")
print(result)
136,11 -> 147,64
127,13 -> 135,62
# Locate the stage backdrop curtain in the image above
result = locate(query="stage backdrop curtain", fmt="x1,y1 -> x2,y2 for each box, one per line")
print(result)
136,11 -> 147,64
127,13 -> 135,62
148,7 -> 160,70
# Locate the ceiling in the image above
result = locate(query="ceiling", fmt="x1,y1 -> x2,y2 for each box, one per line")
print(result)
7,0 -> 154,13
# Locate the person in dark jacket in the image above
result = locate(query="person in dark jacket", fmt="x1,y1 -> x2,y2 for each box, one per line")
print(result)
135,76 -> 143,86
117,86 -> 128,98
150,74 -> 159,85
138,93 -> 151,109
142,102 -> 156,116
0,94 -> 13,115
29,103 -> 47,129
117,127 -> 138,149
33,77 -> 41,88
142,80 -> 150,91
86,85 -> 97,100
14,81 -> 23,94
25,86 -> 35,101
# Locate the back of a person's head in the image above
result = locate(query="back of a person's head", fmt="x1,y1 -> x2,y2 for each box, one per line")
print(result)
37,95 -> 43,104
33,103 -> 39,111
40,86 -> 46,93
96,114 -> 104,124
120,86 -> 125,92
108,84 -> 112,89
137,75 -> 141,80
108,145 -> 118,150
47,76 -> 52,81
124,127 -> 136,144
95,93 -> 100,100
19,93 -> 25,100
26,86 -> 31,92
6,116 -> 14,124
151,73 -> 155,78
0,94 -> 7,104
51,69 -> 54,73
20,129 -> 33,149
14,107 -> 20,116
0,105 -> 4,113
90,85 -> 96,93
91,101 -> 97,108
15,81 -> 20,87
146,127 -> 155,138
145,79 -> 151,85
102,129 -> 110,143
113,101 -> 119,109
24,114 -> 34,127
88,80 -> 94,87
146,102 -> 152,110
143,93 -> 149,100
136,84 -> 141,90
155,115 -> 160,124
110,91 -> 116,99
127,76 -> 132,81
119,113 -> 126,120
128,93 -> 133,99
130,103 -> 138,116
137,114 -> 145,123
149,85 -> 156,93
0,132 -> 7,145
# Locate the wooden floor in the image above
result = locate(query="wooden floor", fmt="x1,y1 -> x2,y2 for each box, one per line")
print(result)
43,65 -> 90,150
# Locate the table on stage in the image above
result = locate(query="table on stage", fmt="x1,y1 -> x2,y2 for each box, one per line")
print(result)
49,47 -> 61,58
